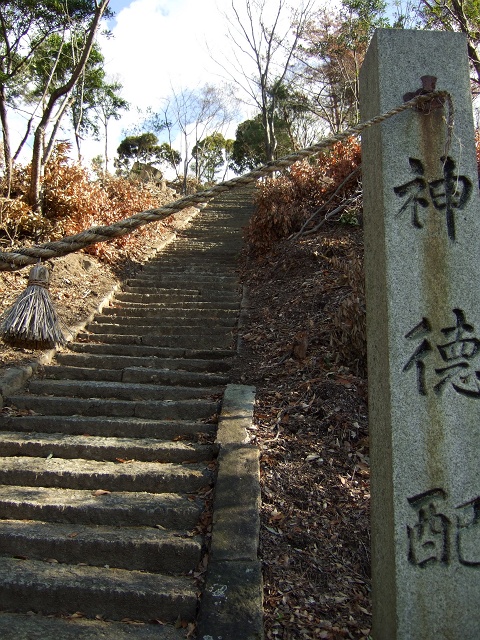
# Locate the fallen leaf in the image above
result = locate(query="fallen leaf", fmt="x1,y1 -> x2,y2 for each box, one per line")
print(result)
264,525 -> 282,536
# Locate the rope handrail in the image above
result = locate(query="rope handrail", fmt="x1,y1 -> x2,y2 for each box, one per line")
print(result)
0,90 -> 452,272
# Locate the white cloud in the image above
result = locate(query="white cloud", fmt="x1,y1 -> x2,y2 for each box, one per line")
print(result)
103,0 -> 230,109
83,0 -> 236,167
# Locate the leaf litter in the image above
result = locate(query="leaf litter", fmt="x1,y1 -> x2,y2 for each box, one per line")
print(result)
232,223 -> 371,639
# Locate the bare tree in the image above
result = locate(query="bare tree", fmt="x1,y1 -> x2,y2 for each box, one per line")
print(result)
94,80 -> 129,175
148,84 -> 233,193
296,12 -> 363,132
219,0 -> 314,162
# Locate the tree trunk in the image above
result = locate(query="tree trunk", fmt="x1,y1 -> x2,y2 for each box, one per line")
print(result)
261,103 -> 276,163
27,0 -> 110,210
467,41 -> 480,86
0,85 -> 12,197
43,93 -> 74,166
104,119 -> 109,176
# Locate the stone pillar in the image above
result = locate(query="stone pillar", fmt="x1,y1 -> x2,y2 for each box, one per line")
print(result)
359,30 -> 480,639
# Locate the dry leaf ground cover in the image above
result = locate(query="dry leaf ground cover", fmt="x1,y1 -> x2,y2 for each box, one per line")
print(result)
233,223 -> 371,640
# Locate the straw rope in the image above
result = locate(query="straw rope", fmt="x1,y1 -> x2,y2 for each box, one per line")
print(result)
0,90 -> 452,272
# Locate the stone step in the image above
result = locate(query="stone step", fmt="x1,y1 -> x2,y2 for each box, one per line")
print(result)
6,395 -> 218,420
121,287 -> 238,301
0,519 -> 201,573
174,232 -> 245,238
0,612 -> 186,640
0,557 -> 197,622
103,304 -> 240,319
0,457 -> 212,493
174,233 -> 245,240
156,255 -> 240,263
143,265 -> 238,275
76,333 -> 233,350
55,352 -> 233,372
0,485 -> 203,528
148,254 -> 239,263
87,320 -> 235,333
26,379 -> 222,401
167,230 -> 246,237
121,367 -> 228,387
126,283 -> 238,295
164,235 -> 245,242
84,323 -> 233,338
0,415 -> 215,440
119,294 -> 237,310
120,282 -> 232,292
107,304 -> 238,316
138,271 -> 238,281
148,241 -> 240,248
120,286 -> 202,295
0,189 -> 253,636
113,294 -> 239,307
42,365 -> 230,387
179,227 -> 247,234
136,270 -> 238,282
0,432 -> 216,462
92,314 -> 237,327
67,341 -> 235,360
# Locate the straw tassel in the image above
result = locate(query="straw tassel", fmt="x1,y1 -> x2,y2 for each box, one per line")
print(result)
0,263 -> 66,349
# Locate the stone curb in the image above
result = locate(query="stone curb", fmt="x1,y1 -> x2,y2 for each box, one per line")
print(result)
197,383 -> 264,640
0,206 -> 201,410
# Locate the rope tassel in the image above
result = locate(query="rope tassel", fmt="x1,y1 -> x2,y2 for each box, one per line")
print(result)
0,263 -> 66,349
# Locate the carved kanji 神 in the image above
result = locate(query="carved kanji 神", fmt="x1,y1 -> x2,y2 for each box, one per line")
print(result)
394,157 -> 472,241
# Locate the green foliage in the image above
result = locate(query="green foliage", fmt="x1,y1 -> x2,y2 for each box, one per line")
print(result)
27,36 -> 108,145
230,115 -> 294,174
116,134 -> 180,175
339,0 -> 389,43
90,155 -> 104,179
418,0 -> 480,84
157,143 -> 181,170
95,80 -> 129,129
191,132 -> 233,183
117,133 -> 159,164
0,1 -> 111,89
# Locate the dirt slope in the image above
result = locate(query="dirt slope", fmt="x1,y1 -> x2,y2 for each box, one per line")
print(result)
233,224 -> 371,640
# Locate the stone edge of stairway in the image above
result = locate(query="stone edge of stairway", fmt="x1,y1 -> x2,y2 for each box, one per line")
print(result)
0,205 -> 201,407
197,383 -> 264,640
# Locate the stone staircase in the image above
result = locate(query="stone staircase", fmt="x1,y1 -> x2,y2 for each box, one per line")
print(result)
0,189 -> 254,638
